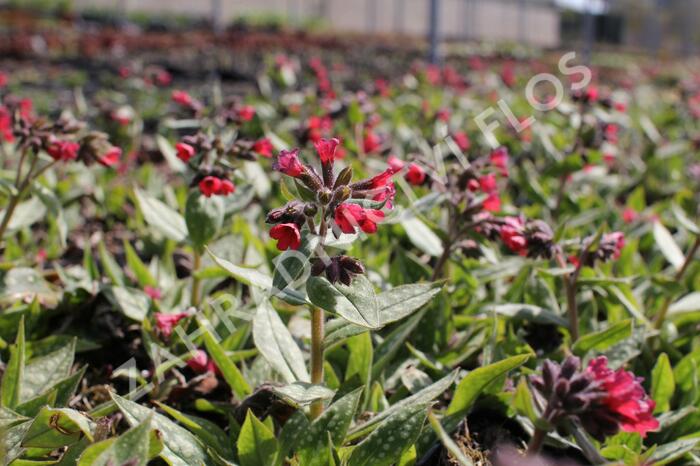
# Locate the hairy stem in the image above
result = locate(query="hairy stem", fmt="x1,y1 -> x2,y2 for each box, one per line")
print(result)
654,235 -> 700,329
556,252 -> 579,342
190,249 -> 202,307
310,306 -> 325,419
526,427 -> 547,456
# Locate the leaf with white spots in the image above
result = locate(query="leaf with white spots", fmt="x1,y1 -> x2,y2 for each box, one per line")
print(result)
346,402 -> 429,466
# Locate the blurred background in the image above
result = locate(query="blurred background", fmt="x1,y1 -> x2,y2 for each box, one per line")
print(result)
1,0 -> 698,59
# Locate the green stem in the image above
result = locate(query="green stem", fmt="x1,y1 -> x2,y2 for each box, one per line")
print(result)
654,235 -> 700,329
526,427 -> 547,456
310,306 -> 325,419
191,249 -> 202,307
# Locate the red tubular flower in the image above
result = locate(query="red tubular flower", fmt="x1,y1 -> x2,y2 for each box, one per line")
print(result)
154,312 -> 189,337
97,147 -> 122,167
144,286 -> 162,300
606,232 -> 625,259
270,223 -> 301,251
314,137 -> 340,164
0,72 -> 7,87
199,176 -> 222,197
187,349 -> 218,374
622,208 -> 638,224
47,140 -> 80,162
238,105 -> 256,122
478,174 -> 497,193
499,217 -> 527,256
363,131 -> 381,154
335,203 -> 384,234
252,138 -> 274,158
175,142 -> 195,162
467,179 -> 480,192
587,357 -> 659,437
387,155 -> 405,172
218,179 -> 236,196
405,163 -> 426,186
273,149 -> 304,177
0,106 -> 14,142
483,193 -> 501,212
171,90 -> 193,107
490,147 -> 509,174
453,131 -> 470,151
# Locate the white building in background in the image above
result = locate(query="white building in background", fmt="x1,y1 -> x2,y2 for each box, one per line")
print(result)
72,0 -> 561,48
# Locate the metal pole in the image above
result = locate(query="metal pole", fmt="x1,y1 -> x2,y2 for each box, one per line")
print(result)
428,0 -> 441,64
582,2 -> 595,64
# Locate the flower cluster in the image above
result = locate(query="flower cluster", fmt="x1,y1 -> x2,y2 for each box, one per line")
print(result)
569,231 -> 625,267
267,137 -> 396,284
531,356 -> 658,441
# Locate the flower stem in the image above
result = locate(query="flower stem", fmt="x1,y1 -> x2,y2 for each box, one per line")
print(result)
191,249 -> 202,307
526,427 -> 547,455
654,235 -> 700,329
310,306 -> 325,419
556,252 -> 579,342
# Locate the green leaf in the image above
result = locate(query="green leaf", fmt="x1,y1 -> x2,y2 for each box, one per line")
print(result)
653,222 -> 685,271
237,410 -> 278,466
97,241 -> 124,286
123,241 -> 156,288
572,320 -> 632,355
372,309 -> 427,379
107,286 -> 149,321
77,416 -> 152,466
275,411 -> 309,466
347,372 -> 456,441
1,316 -> 25,409
134,188 -> 187,242
185,191 -> 224,252
297,389 -> 362,466
647,439 -> 699,465
376,282 -> 441,325
671,204 -> 700,235
154,402 -> 233,460
447,355 -> 530,417
427,411 -> 474,466
270,383 -> 336,408
252,300 -> 309,383
22,407 -> 93,449
271,235 -> 315,305
651,353 -> 674,413
307,275 -> 380,329
399,215 -> 443,257
200,323 -> 252,399
513,378 -> 537,422
669,292 -> 700,315
347,402 -> 429,466
110,393 -> 212,466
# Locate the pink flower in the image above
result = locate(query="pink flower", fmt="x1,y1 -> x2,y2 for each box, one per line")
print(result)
0,106 -> 13,142
252,138 -> 274,158
219,179 -> 235,196
587,357 -> 659,437
187,349 -> 218,374
605,232 -> 625,259
270,223 -> 301,250
478,174 -> 497,193
0,72 -> 7,87
622,208 -> 638,224
363,131 -> 381,154
335,203 -> 384,234
144,286 -> 162,300
387,155 -> 405,172
467,179 -> 480,192
97,147 -> 122,167
155,70 -> 172,87
483,193 -> 501,212
273,149 -> 304,177
453,132 -> 470,151
314,137 -> 340,164
405,163 -> 426,186
238,105 -> 256,122
199,176 -> 222,197
436,108 -> 450,122
175,142 -> 195,162
47,140 -> 80,162
368,168 -> 397,208
500,217 -> 527,256
490,147 -> 509,174
154,312 -> 189,337
171,90 -> 193,107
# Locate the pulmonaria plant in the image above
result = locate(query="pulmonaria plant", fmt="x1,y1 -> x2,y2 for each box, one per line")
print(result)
267,137 -> 397,418
0,98 -> 121,241
527,356 -> 658,456
267,137 -> 394,285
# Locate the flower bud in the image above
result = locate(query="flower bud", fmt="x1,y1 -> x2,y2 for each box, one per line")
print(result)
333,166 -> 353,189
317,187 -> 332,205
